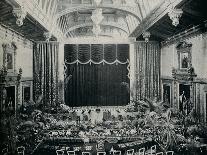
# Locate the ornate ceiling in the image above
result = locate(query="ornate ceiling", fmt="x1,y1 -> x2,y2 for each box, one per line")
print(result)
55,0 -> 164,38
3,0 -> 200,41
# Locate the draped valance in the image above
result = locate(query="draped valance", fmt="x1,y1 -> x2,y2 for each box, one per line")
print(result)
64,44 -> 129,65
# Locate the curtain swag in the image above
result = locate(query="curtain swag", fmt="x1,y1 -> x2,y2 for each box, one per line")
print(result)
64,44 -> 129,65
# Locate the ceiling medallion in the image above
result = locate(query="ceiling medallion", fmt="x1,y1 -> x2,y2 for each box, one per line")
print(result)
168,8 -> 183,27
142,31 -> 151,43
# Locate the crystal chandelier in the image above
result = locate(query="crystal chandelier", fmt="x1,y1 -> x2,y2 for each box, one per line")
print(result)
92,25 -> 101,36
91,9 -> 103,36
94,0 -> 102,6
91,9 -> 104,25
168,8 -> 183,27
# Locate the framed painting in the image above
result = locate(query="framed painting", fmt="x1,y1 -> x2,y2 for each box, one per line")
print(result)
176,41 -> 192,70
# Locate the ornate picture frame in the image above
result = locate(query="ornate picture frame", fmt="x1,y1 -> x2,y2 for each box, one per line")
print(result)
2,42 -> 17,73
176,41 -> 192,70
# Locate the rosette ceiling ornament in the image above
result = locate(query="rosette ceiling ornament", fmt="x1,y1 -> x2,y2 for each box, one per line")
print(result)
91,0 -> 103,36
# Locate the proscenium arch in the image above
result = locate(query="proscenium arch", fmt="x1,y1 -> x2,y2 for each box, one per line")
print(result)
64,22 -> 129,36
56,5 -> 142,22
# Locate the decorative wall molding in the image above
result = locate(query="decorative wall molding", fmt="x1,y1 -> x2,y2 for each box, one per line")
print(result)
0,25 -> 33,49
161,21 -> 207,47
161,76 -> 174,80
64,36 -> 136,44
194,78 -> 207,84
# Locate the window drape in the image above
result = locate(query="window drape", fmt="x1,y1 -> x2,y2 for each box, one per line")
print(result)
33,42 -> 59,107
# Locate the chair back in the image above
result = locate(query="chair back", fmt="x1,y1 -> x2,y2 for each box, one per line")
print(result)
138,148 -> 145,155
151,145 -> 156,153
113,151 -> 121,155
82,152 -> 91,155
156,152 -> 163,155
56,150 -> 64,155
127,149 -> 134,155
97,152 -> 106,155
17,146 -> 25,155
166,151 -> 174,155
67,151 -> 75,155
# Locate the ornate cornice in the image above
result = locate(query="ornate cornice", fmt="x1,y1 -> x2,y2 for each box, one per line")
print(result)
0,25 -> 33,48
142,31 -> 151,43
161,21 -> 207,47
13,6 -> 27,27
43,32 -> 52,41
168,8 -> 183,27
172,66 -> 197,81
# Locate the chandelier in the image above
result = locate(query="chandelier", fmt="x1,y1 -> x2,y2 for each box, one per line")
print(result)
94,0 -> 102,6
91,9 -> 103,36
168,8 -> 183,27
91,9 -> 104,25
92,25 -> 102,36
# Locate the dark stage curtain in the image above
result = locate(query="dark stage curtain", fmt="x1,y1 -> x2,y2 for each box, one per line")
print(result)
65,64 -> 129,107
33,42 -> 59,107
64,44 -> 129,107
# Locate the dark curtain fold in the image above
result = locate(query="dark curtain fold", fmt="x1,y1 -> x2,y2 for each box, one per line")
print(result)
65,63 -> 129,107
135,42 -> 161,101
33,42 -> 59,107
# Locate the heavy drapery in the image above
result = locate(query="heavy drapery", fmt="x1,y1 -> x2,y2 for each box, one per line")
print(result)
33,42 -> 59,107
64,44 -> 129,107
134,42 -> 161,101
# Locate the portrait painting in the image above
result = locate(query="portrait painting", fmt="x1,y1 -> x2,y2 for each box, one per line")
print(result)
180,52 -> 189,69
6,53 -> 13,70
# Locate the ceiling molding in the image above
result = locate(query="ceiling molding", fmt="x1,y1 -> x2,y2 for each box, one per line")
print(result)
129,0 -> 185,37
63,36 -> 134,44
56,5 -> 142,22
64,21 -> 129,36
